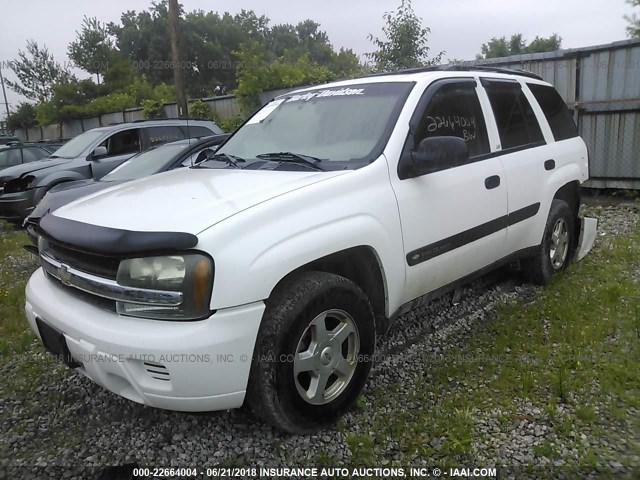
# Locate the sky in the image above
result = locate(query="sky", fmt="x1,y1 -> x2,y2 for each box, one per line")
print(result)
0,0 -> 637,120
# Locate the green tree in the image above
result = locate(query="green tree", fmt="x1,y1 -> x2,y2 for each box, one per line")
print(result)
479,37 -> 510,59
234,41 -> 334,113
625,0 -> 640,37
5,102 -> 37,131
108,2 -> 361,97
6,40 -> 72,102
367,0 -> 444,72
108,2 -> 173,86
68,16 -> 115,84
525,34 -> 562,54
478,34 -> 562,59
189,99 -> 211,119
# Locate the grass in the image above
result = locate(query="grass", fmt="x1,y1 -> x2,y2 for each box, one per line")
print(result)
336,211 -> 640,469
0,226 -> 37,355
1,207 -> 638,471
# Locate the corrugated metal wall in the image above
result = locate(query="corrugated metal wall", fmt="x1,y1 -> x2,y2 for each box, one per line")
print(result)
11,38 -> 640,188
478,38 -> 640,189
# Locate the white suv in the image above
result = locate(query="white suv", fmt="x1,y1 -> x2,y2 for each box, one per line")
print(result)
25,67 -> 597,433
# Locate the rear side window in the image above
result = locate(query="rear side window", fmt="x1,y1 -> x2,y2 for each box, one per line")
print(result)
528,84 -> 578,141
180,125 -> 214,138
416,81 -> 491,158
146,126 -> 185,146
482,80 -> 544,150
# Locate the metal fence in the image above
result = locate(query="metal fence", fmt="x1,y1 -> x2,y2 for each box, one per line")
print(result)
12,39 -> 640,188
463,38 -> 640,189
13,94 -> 243,143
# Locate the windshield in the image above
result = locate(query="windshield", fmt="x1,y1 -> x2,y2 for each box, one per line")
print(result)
51,130 -> 105,158
216,82 -> 413,168
103,143 -> 189,181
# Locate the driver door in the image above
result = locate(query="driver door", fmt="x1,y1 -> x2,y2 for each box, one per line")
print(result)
390,78 -> 507,303
91,128 -> 142,179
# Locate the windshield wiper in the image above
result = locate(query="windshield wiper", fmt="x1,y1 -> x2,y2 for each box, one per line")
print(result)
256,152 -> 325,171
196,153 -> 244,169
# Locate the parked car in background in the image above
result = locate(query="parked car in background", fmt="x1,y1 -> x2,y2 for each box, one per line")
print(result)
0,119 -> 222,222
25,134 -> 229,242
0,134 -> 21,145
0,143 -> 60,171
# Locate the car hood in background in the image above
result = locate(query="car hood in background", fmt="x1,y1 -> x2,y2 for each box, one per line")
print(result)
30,180 -> 125,219
52,168 -> 349,235
0,157 -> 73,183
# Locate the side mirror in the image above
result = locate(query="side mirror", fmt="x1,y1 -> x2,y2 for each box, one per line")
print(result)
399,136 -> 469,179
89,146 -> 108,160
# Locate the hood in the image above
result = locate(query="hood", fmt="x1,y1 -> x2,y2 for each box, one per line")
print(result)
30,180 -> 124,219
53,168 -> 349,234
0,157 -> 73,183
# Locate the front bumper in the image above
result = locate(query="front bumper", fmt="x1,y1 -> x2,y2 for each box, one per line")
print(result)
0,188 -> 36,220
25,268 -> 265,411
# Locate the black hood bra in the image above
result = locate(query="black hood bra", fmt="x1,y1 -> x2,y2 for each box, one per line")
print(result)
39,214 -> 198,257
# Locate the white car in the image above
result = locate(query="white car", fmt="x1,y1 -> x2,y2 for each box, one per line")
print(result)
25,66 -> 597,433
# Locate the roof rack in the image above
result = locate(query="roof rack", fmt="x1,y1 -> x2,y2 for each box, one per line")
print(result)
442,65 -> 543,80
365,64 -> 543,81
130,117 -> 210,123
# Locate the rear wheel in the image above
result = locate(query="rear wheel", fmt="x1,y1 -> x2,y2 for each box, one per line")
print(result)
521,199 -> 575,285
246,271 -> 375,433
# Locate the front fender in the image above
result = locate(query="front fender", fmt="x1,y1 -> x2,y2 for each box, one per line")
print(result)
198,161 -> 406,315
33,171 -> 89,204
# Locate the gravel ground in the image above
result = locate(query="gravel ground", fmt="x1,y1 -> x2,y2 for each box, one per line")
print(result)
1,201 -> 639,479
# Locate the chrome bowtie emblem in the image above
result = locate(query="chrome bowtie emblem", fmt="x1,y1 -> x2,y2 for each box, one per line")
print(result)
59,264 -> 72,286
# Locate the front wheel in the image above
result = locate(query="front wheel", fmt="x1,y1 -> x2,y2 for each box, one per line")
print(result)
246,271 -> 375,433
521,199 -> 575,285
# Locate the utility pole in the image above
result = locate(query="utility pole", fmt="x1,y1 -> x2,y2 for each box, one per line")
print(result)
0,66 -> 11,131
169,0 -> 188,118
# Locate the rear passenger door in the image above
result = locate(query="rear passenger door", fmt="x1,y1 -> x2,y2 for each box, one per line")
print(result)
91,128 -> 142,179
391,79 -> 508,302
480,78 -> 550,255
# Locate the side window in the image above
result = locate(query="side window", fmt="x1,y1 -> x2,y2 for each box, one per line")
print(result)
146,126 -> 185,146
22,147 -> 49,163
416,82 -> 490,159
180,147 -> 217,167
103,129 -> 141,156
180,126 -> 214,139
483,80 -> 544,150
528,84 -> 578,141
0,149 -> 22,168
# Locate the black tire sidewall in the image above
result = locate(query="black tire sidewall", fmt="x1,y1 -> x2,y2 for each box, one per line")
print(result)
249,272 -> 375,433
541,200 -> 575,277
275,285 -> 374,430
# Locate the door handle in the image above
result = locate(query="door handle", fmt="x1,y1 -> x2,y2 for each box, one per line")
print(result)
484,175 -> 501,190
544,159 -> 556,171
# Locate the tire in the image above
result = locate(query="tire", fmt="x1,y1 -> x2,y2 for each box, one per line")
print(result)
246,271 -> 375,433
521,199 -> 575,285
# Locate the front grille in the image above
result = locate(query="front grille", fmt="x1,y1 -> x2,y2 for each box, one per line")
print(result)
45,271 -> 117,313
44,239 -> 120,279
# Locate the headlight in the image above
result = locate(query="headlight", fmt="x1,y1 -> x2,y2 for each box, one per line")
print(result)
4,175 -> 35,193
116,253 -> 213,320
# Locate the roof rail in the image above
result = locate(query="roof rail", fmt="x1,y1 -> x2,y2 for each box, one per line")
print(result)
442,65 -> 543,80
364,64 -> 543,81
131,117 -> 210,123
